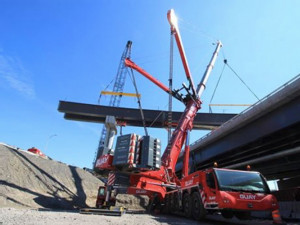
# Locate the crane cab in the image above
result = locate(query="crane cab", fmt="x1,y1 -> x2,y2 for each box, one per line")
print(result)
96,186 -> 116,208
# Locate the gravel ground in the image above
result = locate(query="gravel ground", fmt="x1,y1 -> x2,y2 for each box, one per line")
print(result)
0,208 -> 199,225
1,208 -> 299,225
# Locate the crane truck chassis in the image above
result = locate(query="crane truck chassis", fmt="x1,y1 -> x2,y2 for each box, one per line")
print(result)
94,9 -> 283,224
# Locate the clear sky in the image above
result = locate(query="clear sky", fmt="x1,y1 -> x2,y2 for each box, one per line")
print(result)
1,1 -> 299,169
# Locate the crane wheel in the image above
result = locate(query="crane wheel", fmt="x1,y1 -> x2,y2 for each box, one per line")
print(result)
183,193 -> 192,218
170,193 -> 179,212
235,211 -> 251,220
191,192 -> 206,220
221,210 -> 234,219
161,194 -> 171,214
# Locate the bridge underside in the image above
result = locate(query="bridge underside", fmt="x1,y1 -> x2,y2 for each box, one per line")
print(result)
189,98 -> 300,180
188,121 -> 300,180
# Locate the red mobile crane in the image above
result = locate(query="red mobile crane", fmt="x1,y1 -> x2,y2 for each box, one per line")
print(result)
96,9 -> 282,223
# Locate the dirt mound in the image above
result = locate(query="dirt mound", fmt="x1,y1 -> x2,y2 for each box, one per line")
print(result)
0,143 -> 102,209
116,194 -> 149,210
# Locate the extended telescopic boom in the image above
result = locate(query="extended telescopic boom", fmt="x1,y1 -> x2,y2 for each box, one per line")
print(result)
125,9 -> 223,178
160,40 -> 222,173
197,41 -> 222,98
167,9 -> 198,99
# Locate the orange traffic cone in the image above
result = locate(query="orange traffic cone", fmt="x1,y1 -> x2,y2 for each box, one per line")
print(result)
272,209 -> 284,224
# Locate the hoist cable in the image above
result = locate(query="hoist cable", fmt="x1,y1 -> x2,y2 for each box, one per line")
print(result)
224,60 -> 260,101
209,62 -> 226,113
128,68 -> 148,136
148,103 -> 169,128
97,76 -> 117,104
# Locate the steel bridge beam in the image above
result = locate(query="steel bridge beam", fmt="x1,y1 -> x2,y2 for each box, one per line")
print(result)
58,101 -> 236,130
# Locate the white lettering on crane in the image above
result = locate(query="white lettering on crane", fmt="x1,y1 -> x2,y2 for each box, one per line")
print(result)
185,180 -> 193,186
239,194 -> 256,200
136,190 -> 147,194
209,196 -> 216,200
96,155 -> 108,166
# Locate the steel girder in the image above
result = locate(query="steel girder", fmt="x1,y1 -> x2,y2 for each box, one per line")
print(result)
58,101 -> 236,130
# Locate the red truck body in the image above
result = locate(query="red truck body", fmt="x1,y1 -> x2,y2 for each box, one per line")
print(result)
176,168 -> 278,219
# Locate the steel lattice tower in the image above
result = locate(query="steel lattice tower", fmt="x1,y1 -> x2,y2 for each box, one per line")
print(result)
93,41 -> 132,167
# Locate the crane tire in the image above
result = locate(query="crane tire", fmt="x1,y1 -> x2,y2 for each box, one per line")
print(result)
235,211 -> 251,220
183,192 -> 192,218
161,194 -> 171,214
191,192 -> 206,220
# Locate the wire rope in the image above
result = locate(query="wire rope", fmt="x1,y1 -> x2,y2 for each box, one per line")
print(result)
209,62 -> 226,113
224,59 -> 260,101
128,68 -> 148,136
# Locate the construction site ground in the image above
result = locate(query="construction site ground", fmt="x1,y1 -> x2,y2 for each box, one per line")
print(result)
1,143 -> 299,225
1,207 -> 300,225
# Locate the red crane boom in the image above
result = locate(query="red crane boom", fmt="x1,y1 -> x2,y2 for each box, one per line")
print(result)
124,10 -> 222,199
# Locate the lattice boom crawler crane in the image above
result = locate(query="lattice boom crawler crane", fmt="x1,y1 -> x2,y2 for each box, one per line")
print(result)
95,9 -> 282,223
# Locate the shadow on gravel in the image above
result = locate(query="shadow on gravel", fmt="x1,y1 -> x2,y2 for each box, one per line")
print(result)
150,213 -> 275,225
137,195 -> 148,209
0,192 -> 31,208
151,215 -> 199,225
0,180 -> 75,209
69,165 -> 87,208
3,148 -> 89,209
10,149 -> 75,196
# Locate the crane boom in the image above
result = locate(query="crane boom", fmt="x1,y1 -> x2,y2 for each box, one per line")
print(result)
167,9 -> 197,98
161,41 -> 222,173
125,58 -> 170,93
197,41 -> 222,97
125,12 -> 223,187
125,58 -> 184,102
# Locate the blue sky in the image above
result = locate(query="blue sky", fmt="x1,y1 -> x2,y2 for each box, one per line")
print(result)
1,1 -> 299,169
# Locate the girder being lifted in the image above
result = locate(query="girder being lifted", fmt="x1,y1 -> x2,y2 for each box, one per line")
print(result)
58,100 -> 236,130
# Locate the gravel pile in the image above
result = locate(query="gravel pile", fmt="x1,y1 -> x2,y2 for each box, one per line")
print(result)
0,143 -> 102,209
